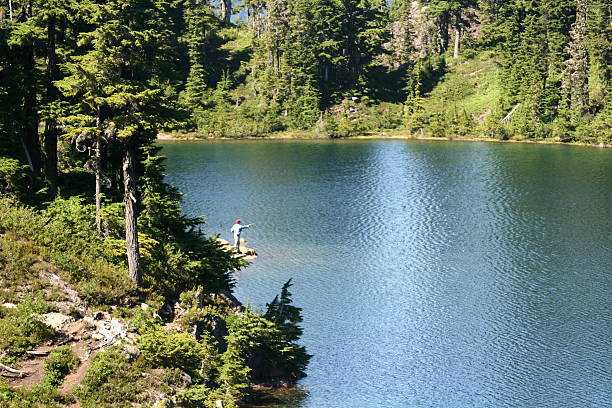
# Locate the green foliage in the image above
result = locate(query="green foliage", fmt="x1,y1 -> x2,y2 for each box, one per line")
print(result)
74,350 -> 165,408
265,280 -> 303,341
0,198 -> 134,305
43,346 -> 80,387
137,329 -> 210,380
220,290 -> 310,389
0,2 -> 313,406
321,100 -> 404,138
0,295 -> 55,363
0,159 -> 29,199
0,234 -> 43,302
175,384 -> 238,408
193,97 -> 285,138
0,380 -> 72,408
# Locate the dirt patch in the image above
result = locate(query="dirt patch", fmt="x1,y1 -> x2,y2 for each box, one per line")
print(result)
60,341 -> 96,395
7,357 -> 46,388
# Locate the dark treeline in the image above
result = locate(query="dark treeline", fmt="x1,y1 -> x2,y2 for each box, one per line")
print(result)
2,0 -> 610,149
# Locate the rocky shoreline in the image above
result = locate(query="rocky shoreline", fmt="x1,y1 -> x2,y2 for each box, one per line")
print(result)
157,131 -> 611,148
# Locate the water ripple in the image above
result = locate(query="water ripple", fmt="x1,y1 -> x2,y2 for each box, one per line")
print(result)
160,140 -> 612,408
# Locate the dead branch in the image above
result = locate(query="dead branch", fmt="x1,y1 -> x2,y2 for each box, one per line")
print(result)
0,363 -> 29,378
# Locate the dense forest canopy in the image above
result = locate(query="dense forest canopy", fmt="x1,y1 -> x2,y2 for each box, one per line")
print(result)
1,0 -> 610,150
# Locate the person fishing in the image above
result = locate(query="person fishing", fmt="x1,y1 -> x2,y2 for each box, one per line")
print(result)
230,219 -> 251,254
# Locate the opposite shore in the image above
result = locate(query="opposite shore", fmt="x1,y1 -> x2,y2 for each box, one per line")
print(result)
157,131 -> 611,148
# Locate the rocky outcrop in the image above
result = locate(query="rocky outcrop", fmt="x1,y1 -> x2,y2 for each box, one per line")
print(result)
216,237 -> 258,261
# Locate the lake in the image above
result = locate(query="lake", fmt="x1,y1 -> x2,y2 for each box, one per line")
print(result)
159,139 -> 611,408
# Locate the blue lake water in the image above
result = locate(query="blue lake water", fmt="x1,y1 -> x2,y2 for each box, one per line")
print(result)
160,139 -> 611,408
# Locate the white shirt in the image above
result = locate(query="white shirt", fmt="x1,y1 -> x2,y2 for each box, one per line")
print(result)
231,223 -> 249,236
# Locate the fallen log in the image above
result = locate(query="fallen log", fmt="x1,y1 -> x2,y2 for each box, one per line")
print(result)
0,363 -> 29,378
25,350 -> 50,356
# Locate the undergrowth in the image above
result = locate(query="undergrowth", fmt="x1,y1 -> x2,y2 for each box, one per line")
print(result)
0,197 -> 136,306
0,295 -> 55,365
43,346 -> 80,387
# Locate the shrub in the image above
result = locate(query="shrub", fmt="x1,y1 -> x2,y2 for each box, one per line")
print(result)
43,346 -> 80,387
0,158 -> 29,198
0,198 -> 135,306
0,381 -> 72,408
76,350 -> 174,408
175,384 -> 238,408
0,295 -> 55,362
0,236 -> 42,301
137,329 -> 209,379
75,351 -> 139,408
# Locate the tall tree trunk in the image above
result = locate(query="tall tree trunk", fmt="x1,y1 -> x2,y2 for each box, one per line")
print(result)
453,26 -> 460,59
123,140 -> 142,287
436,11 -> 450,54
220,0 -> 231,23
95,138 -> 102,234
22,2 -> 41,173
95,110 -> 102,235
23,47 -> 41,172
44,14 -> 59,197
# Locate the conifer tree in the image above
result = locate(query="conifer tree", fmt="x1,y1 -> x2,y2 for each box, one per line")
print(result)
181,0 -> 218,111
388,0 -> 415,68
566,0 -> 589,120
7,0 -> 42,172
57,0 -> 175,286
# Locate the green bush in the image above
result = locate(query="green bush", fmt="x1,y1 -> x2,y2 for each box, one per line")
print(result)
0,236 -> 42,301
0,380 -> 72,408
193,98 -> 285,138
76,350 -> 175,408
0,198 -> 135,306
0,158 -> 29,198
0,295 -> 55,362
573,109 -> 612,143
43,345 -> 80,387
138,330 -> 208,379
175,384 -> 238,408
75,351 -> 141,408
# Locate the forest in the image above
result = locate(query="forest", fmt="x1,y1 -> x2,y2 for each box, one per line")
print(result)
0,0 -> 609,406
1,0 -> 610,148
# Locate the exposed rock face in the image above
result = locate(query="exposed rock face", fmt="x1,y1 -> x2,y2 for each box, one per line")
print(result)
385,1 -> 482,66
122,345 -> 141,362
215,237 -> 258,260
84,312 -> 136,348
41,312 -> 74,331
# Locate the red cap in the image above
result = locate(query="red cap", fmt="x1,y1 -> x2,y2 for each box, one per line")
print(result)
235,219 -> 242,223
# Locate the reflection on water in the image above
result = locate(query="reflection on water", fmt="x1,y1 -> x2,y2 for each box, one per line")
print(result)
241,387 -> 309,408
160,140 -> 612,408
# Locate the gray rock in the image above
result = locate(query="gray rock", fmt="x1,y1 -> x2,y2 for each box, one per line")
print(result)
41,312 -> 74,331
122,345 -> 141,362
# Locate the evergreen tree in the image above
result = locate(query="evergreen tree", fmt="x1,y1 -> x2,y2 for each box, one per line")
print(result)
565,0 -> 589,120
57,0 -> 175,286
180,0 -> 218,111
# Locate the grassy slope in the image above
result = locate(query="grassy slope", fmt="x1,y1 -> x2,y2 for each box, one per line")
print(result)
422,51 -> 502,125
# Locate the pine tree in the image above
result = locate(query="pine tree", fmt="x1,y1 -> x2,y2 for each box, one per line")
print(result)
565,0 -> 589,120
57,0 -> 175,286
388,0 -> 415,68
180,0 -> 218,111
7,0 -> 43,172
